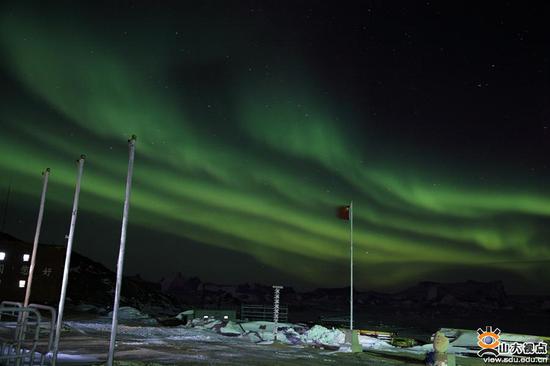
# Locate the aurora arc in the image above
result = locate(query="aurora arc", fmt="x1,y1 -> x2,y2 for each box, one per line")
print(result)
0,3 -> 549,293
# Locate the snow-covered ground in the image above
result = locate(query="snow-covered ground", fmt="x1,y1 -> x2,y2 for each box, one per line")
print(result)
53,319 -> 410,365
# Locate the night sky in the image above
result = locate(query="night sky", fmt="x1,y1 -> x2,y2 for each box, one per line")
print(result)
1,1 -> 550,294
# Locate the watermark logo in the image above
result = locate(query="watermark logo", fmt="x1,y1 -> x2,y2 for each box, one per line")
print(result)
477,326 -> 501,357
477,326 -> 548,364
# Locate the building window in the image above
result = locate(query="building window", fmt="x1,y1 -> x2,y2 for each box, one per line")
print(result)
0,252 -> 5,261
19,280 -> 26,288
23,254 -> 30,262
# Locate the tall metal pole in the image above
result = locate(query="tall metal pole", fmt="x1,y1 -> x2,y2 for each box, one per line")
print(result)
349,200 -> 353,331
52,156 -> 85,365
107,135 -> 136,366
24,168 -> 50,307
272,285 -> 283,342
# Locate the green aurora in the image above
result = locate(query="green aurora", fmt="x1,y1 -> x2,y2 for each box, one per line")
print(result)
0,3 -> 549,293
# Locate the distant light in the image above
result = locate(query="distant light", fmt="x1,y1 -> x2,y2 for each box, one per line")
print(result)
0,252 -> 5,260
19,280 -> 26,288
203,315 -> 208,319
223,315 -> 229,320
23,254 -> 30,262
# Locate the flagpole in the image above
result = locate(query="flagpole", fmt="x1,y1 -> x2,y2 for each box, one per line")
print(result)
52,156 -> 85,365
24,168 -> 50,307
350,200 -> 353,331
107,135 -> 136,366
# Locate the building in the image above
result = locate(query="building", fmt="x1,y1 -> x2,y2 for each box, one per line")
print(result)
0,232 -> 65,305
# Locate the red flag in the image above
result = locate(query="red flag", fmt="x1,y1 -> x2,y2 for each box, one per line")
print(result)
337,205 -> 350,220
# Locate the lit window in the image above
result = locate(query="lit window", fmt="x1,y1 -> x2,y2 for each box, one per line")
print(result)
19,280 -> 26,288
0,252 -> 5,260
223,315 -> 229,320
23,254 -> 30,262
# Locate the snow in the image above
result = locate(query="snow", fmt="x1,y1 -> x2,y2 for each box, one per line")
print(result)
21,314 -> 544,365
358,335 -> 396,350
50,319 -> 413,365
175,309 -> 194,321
186,319 -> 348,349
304,325 -> 345,347
106,306 -> 158,325
55,353 -> 101,362
219,321 -> 243,336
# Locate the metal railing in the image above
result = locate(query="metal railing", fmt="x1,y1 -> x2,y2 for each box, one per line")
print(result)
0,302 -> 56,366
28,304 -> 56,366
240,304 -> 288,323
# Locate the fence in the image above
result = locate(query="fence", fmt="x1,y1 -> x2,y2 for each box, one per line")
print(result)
240,304 -> 288,323
0,301 -> 56,366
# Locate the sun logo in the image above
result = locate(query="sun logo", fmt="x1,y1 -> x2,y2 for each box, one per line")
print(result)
477,326 -> 501,357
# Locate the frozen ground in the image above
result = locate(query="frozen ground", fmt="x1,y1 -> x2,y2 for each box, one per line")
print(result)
53,320 -> 415,365
52,319 -> 493,365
